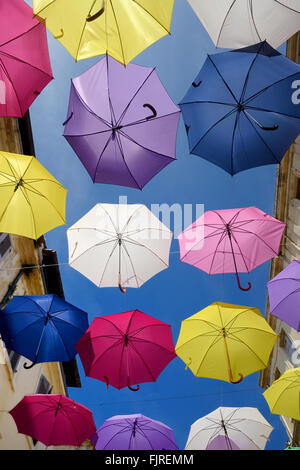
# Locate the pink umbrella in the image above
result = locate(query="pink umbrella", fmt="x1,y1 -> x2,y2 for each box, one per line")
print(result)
178,207 -> 286,291
76,310 -> 176,391
9,394 -> 96,447
0,0 -> 53,117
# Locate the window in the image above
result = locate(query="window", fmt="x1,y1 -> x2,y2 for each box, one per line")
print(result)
0,233 -> 11,262
280,329 -> 300,366
7,350 -> 20,373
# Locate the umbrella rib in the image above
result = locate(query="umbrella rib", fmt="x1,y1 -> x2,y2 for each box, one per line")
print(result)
129,336 -> 176,356
0,23 -> 42,49
127,340 -> 156,382
223,422 -> 262,449
92,132 -> 114,183
244,104 -> 300,120
229,111 -> 240,175
207,55 -> 239,103
239,41 -> 265,104
268,286 -> 300,312
208,230 -> 228,275
231,225 -> 282,255
132,425 -> 155,450
71,84 -> 111,128
21,183 -> 66,223
17,185 -> 40,238
274,0 -> 300,13
118,130 -> 177,162
47,319 -> 74,361
216,0 -> 237,47
123,238 -> 168,268
132,1 -> 171,34
229,230 -> 251,273
130,322 -> 172,337
194,336 -> 225,377
225,331 -> 269,368
119,205 -> 142,233
110,0 -> 126,66
0,56 -> 22,115
120,242 -> 141,288
179,226 -> 224,259
180,100 -> 235,107
69,239 -> 117,265
114,131 -> 143,189
59,407 -> 82,447
0,50 -> 53,80
243,71 -> 300,106
74,2 -> 97,62
248,0 -> 262,43
98,239 -> 119,288
119,110 -> 181,132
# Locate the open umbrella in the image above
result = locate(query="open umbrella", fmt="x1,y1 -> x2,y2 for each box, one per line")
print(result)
175,302 -> 277,384
33,0 -> 175,64
267,260 -> 300,331
0,0 -> 53,117
263,368 -> 300,420
63,55 -> 180,189
178,206 -> 286,291
185,407 -> 273,450
187,0 -> 300,50
90,414 -> 178,450
76,310 -> 176,391
0,151 -> 67,239
67,203 -> 173,292
0,294 -> 88,369
10,394 -> 96,447
179,41 -> 300,175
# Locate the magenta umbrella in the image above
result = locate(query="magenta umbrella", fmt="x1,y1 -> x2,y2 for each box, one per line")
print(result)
9,394 -> 96,447
63,55 -> 180,189
0,0 -> 53,117
76,310 -> 176,391
178,207 -> 286,291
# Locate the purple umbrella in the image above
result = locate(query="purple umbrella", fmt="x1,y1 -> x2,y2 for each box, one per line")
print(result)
267,260 -> 300,331
206,435 -> 240,450
90,414 -> 178,450
63,55 -> 180,189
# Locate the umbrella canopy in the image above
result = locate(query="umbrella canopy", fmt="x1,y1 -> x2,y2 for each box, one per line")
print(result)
0,0 -> 53,117
63,55 -> 180,189
175,302 -> 277,384
0,294 -> 88,369
263,368 -> 300,421
185,407 -> 273,450
0,151 -> 67,239
10,394 -> 96,447
67,203 -> 173,291
33,0 -> 175,64
76,310 -> 176,391
90,414 -> 178,450
179,41 -> 300,175
267,260 -> 300,331
178,206 -> 286,291
187,0 -> 300,50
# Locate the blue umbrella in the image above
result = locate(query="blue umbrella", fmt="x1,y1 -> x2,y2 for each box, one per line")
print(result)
0,294 -> 88,369
179,41 -> 300,175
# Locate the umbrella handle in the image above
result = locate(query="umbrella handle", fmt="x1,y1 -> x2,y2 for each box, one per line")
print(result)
143,103 -> 157,120
128,384 -> 140,392
236,272 -> 251,291
192,79 -> 202,87
54,29 -> 64,39
104,376 -> 109,389
24,361 -> 36,370
86,7 -> 105,22
118,282 -> 127,294
62,112 -> 74,126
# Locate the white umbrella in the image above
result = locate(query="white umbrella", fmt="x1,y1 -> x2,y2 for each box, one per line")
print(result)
187,0 -> 300,49
66,203 -> 173,291
185,407 -> 273,450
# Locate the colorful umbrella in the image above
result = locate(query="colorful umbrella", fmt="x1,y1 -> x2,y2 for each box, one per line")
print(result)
63,55 -> 180,189
33,0 -> 175,64
267,260 -> 300,331
178,206 -> 286,291
67,203 -> 173,292
179,41 -> 300,175
0,294 -> 88,369
0,151 -> 67,239
90,414 -> 178,450
0,0 -> 53,117
185,407 -> 273,450
10,394 -> 96,447
263,368 -> 300,420
76,310 -> 176,391
175,302 -> 277,384
187,0 -> 300,50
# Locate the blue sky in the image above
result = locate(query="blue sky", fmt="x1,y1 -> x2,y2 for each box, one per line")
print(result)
26,0 -> 289,450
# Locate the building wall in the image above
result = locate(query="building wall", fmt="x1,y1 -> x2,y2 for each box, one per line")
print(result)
259,32 -> 300,447
0,115 -> 77,450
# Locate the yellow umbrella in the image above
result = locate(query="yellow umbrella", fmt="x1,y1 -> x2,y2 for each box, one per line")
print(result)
33,0 -> 175,64
263,368 -> 300,421
0,151 -> 67,240
175,302 -> 277,384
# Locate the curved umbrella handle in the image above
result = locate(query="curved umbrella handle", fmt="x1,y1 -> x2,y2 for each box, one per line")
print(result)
257,123 -> 279,131
229,372 -> 243,384
24,361 -> 36,370
54,29 -> 64,39
118,282 -> 127,294
104,376 -> 109,389
143,103 -> 157,120
86,7 -> 104,22
128,384 -> 140,392
236,272 -> 251,291
62,112 -> 73,126
192,79 -> 202,88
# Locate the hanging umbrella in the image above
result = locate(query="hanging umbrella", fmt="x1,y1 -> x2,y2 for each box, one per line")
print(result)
175,302 -> 277,384
66,203 -> 173,292
267,260 -> 300,331
185,407 -> 273,450
178,206 -> 285,291
187,0 -> 300,50
0,151 -> 67,239
0,294 -> 88,369
90,414 -> 178,450
33,0 -> 175,64
0,0 -> 53,117
263,368 -> 300,420
63,55 -> 180,189
179,41 -> 300,175
10,394 -> 96,447
76,310 -> 176,391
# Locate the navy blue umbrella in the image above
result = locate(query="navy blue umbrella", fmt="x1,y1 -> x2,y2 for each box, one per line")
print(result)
180,41 -> 300,175
0,294 -> 88,369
